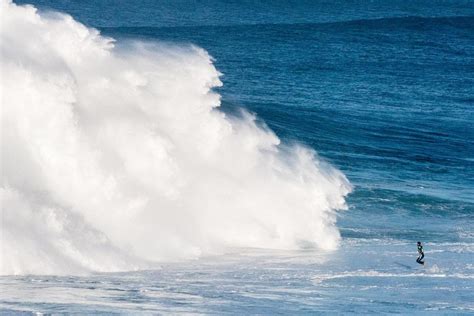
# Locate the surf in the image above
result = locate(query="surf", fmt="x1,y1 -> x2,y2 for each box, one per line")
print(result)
0,0 -> 351,275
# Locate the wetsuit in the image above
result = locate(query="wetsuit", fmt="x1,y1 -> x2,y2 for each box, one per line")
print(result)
416,244 -> 424,264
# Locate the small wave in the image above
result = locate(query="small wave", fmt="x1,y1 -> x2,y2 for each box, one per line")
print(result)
312,269 -> 474,284
101,15 -> 474,33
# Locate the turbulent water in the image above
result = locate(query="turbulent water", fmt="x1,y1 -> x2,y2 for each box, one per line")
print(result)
1,0 -> 474,313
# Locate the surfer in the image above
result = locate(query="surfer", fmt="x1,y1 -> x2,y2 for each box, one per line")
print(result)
416,241 -> 424,265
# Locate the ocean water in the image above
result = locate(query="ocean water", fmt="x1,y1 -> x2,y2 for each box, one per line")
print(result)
1,0 -> 474,314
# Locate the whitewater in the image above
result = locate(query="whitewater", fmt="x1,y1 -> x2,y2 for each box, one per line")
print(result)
0,0 -> 351,275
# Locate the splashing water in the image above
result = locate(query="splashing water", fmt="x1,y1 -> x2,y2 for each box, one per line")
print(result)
0,0 -> 351,275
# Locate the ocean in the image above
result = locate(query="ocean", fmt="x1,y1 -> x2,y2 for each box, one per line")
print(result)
1,0 -> 473,313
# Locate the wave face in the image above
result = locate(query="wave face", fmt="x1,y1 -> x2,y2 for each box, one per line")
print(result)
0,0 -> 351,275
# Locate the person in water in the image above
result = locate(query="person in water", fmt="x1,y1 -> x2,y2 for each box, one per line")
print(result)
416,241 -> 425,265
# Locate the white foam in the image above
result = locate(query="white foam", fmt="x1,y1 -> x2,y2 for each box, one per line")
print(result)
0,0 -> 352,275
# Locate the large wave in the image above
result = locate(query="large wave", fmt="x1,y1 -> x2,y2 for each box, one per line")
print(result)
0,0 -> 351,275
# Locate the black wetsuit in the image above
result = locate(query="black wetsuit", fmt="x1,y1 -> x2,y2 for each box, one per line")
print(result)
416,244 -> 424,264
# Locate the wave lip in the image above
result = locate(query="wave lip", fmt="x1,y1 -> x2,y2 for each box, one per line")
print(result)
0,0 -> 352,275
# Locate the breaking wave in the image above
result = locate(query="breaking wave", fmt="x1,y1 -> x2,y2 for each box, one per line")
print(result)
0,0 -> 351,275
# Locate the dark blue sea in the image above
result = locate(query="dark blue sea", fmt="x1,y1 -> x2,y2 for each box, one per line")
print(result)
2,0 -> 474,314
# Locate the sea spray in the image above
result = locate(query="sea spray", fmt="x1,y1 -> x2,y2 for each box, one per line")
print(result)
0,0 -> 352,275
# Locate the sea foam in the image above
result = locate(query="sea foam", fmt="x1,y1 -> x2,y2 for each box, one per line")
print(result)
0,0 -> 351,275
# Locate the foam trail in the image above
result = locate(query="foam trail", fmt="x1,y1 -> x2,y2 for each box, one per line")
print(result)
0,0 -> 352,275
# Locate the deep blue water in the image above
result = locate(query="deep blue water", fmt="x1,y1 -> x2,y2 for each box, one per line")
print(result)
4,0 -> 474,313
